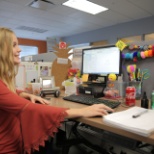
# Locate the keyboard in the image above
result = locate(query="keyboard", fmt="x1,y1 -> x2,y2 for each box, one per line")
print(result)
63,94 -> 120,109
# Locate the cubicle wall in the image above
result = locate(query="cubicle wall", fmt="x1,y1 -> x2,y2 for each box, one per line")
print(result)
19,40 -> 154,98
21,52 -> 57,62
122,40 -> 154,98
15,62 -> 52,90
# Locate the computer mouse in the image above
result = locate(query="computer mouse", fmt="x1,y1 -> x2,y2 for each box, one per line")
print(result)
107,111 -> 113,114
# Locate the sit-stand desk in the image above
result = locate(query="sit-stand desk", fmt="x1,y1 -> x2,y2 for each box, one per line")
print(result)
48,93 -> 154,153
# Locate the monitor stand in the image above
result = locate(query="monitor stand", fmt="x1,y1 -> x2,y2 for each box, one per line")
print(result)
86,74 -> 107,85
78,75 -> 107,98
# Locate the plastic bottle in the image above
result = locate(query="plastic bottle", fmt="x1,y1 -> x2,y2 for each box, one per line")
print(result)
151,90 -> 154,109
141,91 -> 149,109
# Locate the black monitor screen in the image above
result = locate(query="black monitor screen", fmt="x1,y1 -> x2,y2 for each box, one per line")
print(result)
81,45 -> 121,76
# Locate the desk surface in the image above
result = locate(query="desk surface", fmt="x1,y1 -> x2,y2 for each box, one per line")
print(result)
48,94 -> 154,145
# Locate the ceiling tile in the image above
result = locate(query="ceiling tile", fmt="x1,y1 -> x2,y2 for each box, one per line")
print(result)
0,0 -> 154,40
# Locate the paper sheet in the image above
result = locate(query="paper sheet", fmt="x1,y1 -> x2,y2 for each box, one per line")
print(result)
103,107 -> 154,136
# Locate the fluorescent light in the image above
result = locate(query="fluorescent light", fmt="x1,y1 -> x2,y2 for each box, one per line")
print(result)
62,0 -> 108,15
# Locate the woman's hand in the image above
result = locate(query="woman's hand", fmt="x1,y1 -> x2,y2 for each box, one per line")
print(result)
65,104 -> 114,119
28,94 -> 50,105
19,92 -> 50,105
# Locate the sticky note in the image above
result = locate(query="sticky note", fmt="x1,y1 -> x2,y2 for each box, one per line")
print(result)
82,74 -> 89,82
116,40 -> 127,51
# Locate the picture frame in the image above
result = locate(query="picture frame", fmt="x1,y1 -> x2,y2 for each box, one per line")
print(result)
39,76 -> 55,90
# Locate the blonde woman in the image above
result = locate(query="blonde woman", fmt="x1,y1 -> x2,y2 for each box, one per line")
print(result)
0,27 -> 113,154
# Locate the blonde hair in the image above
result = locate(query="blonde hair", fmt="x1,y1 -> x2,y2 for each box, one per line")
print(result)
0,27 -> 18,93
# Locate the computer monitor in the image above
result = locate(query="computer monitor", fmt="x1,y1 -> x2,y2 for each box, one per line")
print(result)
81,45 -> 121,82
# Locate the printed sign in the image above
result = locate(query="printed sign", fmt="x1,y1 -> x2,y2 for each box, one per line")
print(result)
59,41 -> 67,49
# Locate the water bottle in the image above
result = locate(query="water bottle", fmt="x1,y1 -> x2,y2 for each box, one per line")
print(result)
151,90 -> 154,109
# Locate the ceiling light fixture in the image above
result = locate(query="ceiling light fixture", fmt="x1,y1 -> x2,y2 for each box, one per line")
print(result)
62,0 -> 108,15
28,0 -> 55,10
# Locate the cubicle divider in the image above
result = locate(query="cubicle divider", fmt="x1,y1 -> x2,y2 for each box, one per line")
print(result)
15,62 -> 52,90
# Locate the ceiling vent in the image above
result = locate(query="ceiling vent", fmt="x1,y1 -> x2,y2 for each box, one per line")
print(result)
28,0 -> 55,10
16,26 -> 48,33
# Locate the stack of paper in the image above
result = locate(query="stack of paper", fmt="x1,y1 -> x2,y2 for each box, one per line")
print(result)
103,106 -> 154,137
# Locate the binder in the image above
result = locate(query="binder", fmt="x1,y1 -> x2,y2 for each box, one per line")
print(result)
103,106 -> 154,137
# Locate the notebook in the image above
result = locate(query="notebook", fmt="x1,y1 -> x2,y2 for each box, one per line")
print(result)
103,106 -> 154,137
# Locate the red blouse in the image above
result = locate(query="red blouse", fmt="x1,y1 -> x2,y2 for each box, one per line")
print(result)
0,80 -> 67,154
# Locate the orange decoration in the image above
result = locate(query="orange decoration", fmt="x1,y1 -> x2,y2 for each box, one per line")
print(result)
148,50 -> 153,57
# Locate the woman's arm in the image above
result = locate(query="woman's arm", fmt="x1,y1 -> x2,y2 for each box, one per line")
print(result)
1,80 -> 113,118
0,80 -> 49,115
18,91 -> 50,104
18,91 -> 114,118
65,104 -> 114,118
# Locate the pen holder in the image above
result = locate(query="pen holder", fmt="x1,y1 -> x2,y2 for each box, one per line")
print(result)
129,81 -> 142,99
